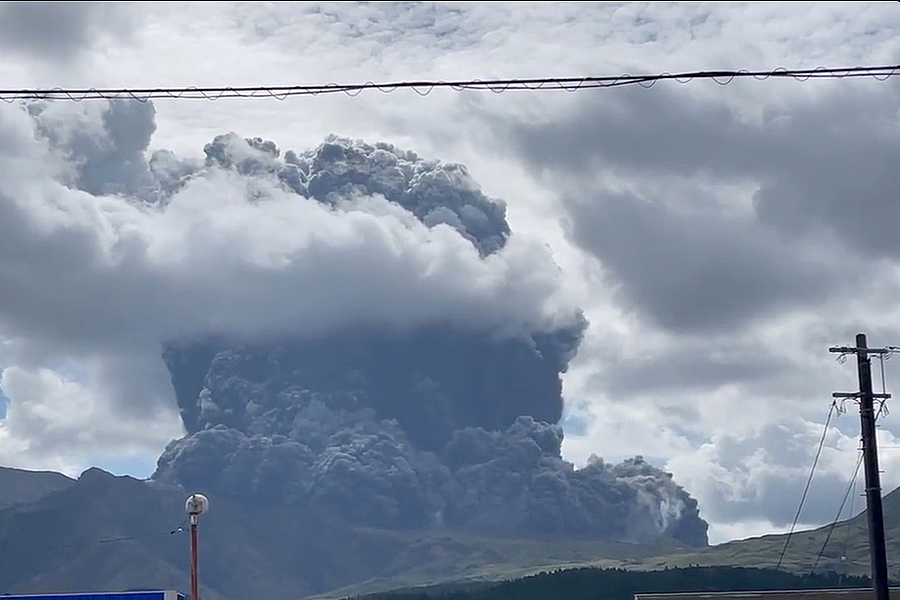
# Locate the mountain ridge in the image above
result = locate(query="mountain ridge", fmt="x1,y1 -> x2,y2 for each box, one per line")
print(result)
3,462 -> 898,599
0,464 -> 687,599
0,465 -> 74,509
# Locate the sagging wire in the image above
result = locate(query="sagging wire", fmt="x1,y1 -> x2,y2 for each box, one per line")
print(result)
19,519 -> 188,555
812,450 -> 863,571
776,400 -> 838,570
1,63 -> 899,102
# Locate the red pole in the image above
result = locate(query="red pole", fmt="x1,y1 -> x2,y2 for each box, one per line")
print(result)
186,493 -> 208,600
190,515 -> 200,600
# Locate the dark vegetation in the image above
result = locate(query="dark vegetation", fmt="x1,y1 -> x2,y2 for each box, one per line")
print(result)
351,566 -> 872,600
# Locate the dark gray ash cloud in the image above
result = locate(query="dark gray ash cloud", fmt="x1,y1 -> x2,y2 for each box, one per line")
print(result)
0,98 -> 708,545
199,131 -> 511,256
147,122 -> 703,544
155,338 -> 707,544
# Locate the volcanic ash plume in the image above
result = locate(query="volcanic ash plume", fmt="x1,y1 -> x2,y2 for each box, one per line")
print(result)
149,128 -> 707,546
6,100 -> 707,545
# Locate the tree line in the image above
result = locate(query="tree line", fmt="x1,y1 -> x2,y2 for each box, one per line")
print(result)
353,566 -> 873,600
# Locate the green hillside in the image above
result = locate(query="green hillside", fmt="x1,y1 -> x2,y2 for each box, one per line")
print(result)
631,486 -> 900,577
327,486 -> 900,598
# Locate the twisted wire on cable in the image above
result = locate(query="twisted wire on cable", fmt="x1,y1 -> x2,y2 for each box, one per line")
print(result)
1,64 -> 898,102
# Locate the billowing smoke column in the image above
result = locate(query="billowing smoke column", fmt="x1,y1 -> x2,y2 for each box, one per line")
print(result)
148,128 -> 708,546
13,99 -> 705,545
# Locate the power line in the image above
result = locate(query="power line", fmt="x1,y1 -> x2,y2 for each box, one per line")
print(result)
811,395 -> 889,573
0,520 -> 188,597
19,519 -> 186,555
812,449 -> 864,571
877,352 -> 892,419
1,63 -> 899,102
776,400 -> 838,570
839,445 -> 862,575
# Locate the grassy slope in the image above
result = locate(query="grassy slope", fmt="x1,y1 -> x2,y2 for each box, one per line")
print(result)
311,534 -> 662,599
326,487 -> 900,599
566,486 -> 900,579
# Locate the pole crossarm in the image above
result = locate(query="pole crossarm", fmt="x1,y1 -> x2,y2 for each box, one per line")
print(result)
834,392 -> 892,399
830,346 -> 894,355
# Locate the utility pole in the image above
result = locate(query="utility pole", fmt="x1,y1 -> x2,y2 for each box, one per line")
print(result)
831,333 -> 893,600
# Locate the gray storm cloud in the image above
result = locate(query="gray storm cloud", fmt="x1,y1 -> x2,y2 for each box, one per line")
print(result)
0,100 -> 707,545
0,2 -> 135,62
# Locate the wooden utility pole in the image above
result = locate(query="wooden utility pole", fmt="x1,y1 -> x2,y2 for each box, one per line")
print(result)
831,334 -> 893,600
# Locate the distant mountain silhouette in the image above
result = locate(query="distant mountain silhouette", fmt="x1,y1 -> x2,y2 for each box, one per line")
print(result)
0,465 -> 73,508
0,466 -> 691,599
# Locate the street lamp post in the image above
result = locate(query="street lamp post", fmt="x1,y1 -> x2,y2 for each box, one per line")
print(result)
185,494 -> 209,600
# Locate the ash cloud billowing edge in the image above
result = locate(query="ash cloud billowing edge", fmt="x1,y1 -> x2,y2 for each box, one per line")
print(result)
0,99 -> 708,546
147,118 -> 706,546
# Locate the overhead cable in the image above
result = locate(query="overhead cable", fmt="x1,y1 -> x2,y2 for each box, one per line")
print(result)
1,63 -> 898,102
776,401 -> 838,570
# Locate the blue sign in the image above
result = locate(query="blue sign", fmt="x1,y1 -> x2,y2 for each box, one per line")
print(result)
2,592 -> 185,600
